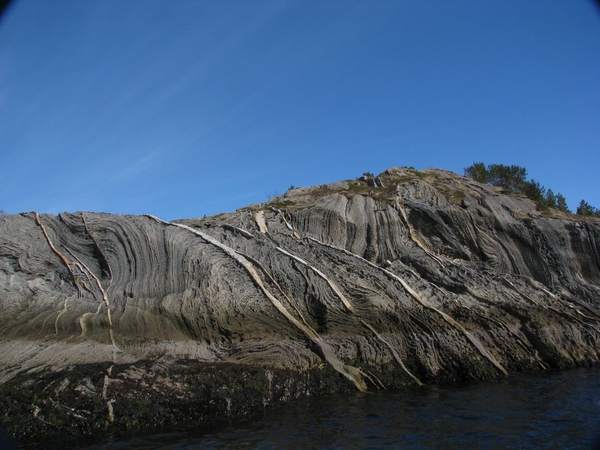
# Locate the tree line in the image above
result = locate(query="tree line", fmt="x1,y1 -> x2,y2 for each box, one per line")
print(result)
464,162 -> 599,217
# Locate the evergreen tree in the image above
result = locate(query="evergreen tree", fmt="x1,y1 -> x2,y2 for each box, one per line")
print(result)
544,189 -> 557,208
487,164 -> 527,194
576,200 -> 598,216
464,162 -> 488,183
522,179 -> 546,205
556,193 -> 570,213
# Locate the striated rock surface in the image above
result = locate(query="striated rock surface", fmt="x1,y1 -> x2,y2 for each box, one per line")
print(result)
1,167 -> 599,443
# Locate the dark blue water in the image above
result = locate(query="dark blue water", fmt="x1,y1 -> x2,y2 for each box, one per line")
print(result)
84,366 -> 600,449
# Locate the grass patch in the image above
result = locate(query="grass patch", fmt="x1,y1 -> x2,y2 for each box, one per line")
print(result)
270,200 -> 296,210
348,181 -> 370,193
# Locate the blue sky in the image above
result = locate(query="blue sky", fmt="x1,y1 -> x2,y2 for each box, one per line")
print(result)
1,1 -> 598,220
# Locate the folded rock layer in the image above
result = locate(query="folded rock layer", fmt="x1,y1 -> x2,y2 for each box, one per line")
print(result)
1,168 -> 599,441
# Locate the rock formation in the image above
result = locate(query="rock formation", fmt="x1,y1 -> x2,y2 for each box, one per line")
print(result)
1,167 -> 599,443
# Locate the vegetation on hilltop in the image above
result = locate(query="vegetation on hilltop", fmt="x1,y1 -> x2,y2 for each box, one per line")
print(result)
464,162 -> 599,217
264,163 -> 599,218
576,200 -> 600,217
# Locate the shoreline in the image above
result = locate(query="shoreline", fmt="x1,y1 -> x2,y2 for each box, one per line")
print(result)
2,356 -> 595,447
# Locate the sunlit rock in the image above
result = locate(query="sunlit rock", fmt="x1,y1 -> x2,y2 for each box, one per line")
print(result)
1,167 -> 598,442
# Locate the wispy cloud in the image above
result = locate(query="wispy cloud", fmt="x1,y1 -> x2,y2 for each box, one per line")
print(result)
111,149 -> 164,183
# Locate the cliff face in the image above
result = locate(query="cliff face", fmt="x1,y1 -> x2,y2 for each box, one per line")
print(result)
1,168 -> 599,441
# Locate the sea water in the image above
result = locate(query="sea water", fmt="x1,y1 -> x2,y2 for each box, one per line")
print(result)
65,366 -> 600,449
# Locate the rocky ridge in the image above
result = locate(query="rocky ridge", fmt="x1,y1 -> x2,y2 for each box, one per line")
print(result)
1,167 -> 599,443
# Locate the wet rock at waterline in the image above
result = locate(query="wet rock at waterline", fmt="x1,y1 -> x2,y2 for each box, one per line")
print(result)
1,167 -> 599,442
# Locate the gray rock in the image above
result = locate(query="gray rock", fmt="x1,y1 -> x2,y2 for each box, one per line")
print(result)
1,168 -> 599,442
